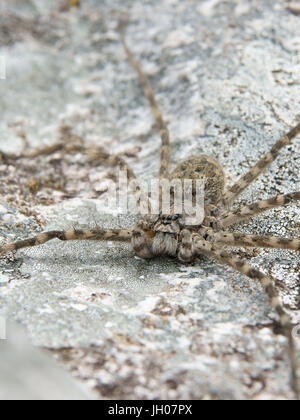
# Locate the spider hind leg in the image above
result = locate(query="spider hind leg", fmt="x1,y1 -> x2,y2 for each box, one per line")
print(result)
193,234 -> 299,400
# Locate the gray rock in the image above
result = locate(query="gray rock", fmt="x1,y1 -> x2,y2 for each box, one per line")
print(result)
0,321 -> 88,400
0,0 -> 299,400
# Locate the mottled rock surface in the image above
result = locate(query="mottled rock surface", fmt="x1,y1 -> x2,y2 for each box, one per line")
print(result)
0,0 -> 299,400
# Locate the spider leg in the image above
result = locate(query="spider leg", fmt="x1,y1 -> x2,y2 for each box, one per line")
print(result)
131,221 -> 155,259
218,192 -> 300,228
83,148 -> 152,213
220,122 -> 300,208
193,234 -> 299,399
6,143 -> 138,184
0,228 -> 132,255
178,229 -> 194,262
120,29 -> 170,179
200,227 -> 300,251
2,141 -> 152,214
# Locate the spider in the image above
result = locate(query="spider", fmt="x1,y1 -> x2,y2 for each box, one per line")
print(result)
1,27 -> 300,399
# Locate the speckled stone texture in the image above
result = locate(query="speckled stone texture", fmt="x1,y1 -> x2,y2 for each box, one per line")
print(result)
0,0 -> 299,400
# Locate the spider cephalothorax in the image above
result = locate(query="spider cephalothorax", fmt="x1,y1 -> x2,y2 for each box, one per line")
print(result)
1,26 -> 300,399
132,154 -> 226,260
132,214 -> 181,259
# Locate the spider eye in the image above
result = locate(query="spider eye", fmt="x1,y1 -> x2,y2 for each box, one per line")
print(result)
172,215 -> 179,221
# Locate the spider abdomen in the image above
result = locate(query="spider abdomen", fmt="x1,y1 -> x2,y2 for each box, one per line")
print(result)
170,155 -> 225,206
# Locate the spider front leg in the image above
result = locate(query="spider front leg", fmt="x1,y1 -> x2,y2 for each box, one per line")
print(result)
220,122 -> 300,208
131,220 -> 156,259
177,229 -> 194,262
219,192 -> 300,228
193,234 -> 299,399
0,228 -> 132,255
200,227 -> 300,251
7,142 -> 139,185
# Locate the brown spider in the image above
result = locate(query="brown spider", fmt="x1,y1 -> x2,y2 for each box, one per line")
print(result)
1,28 -> 300,399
